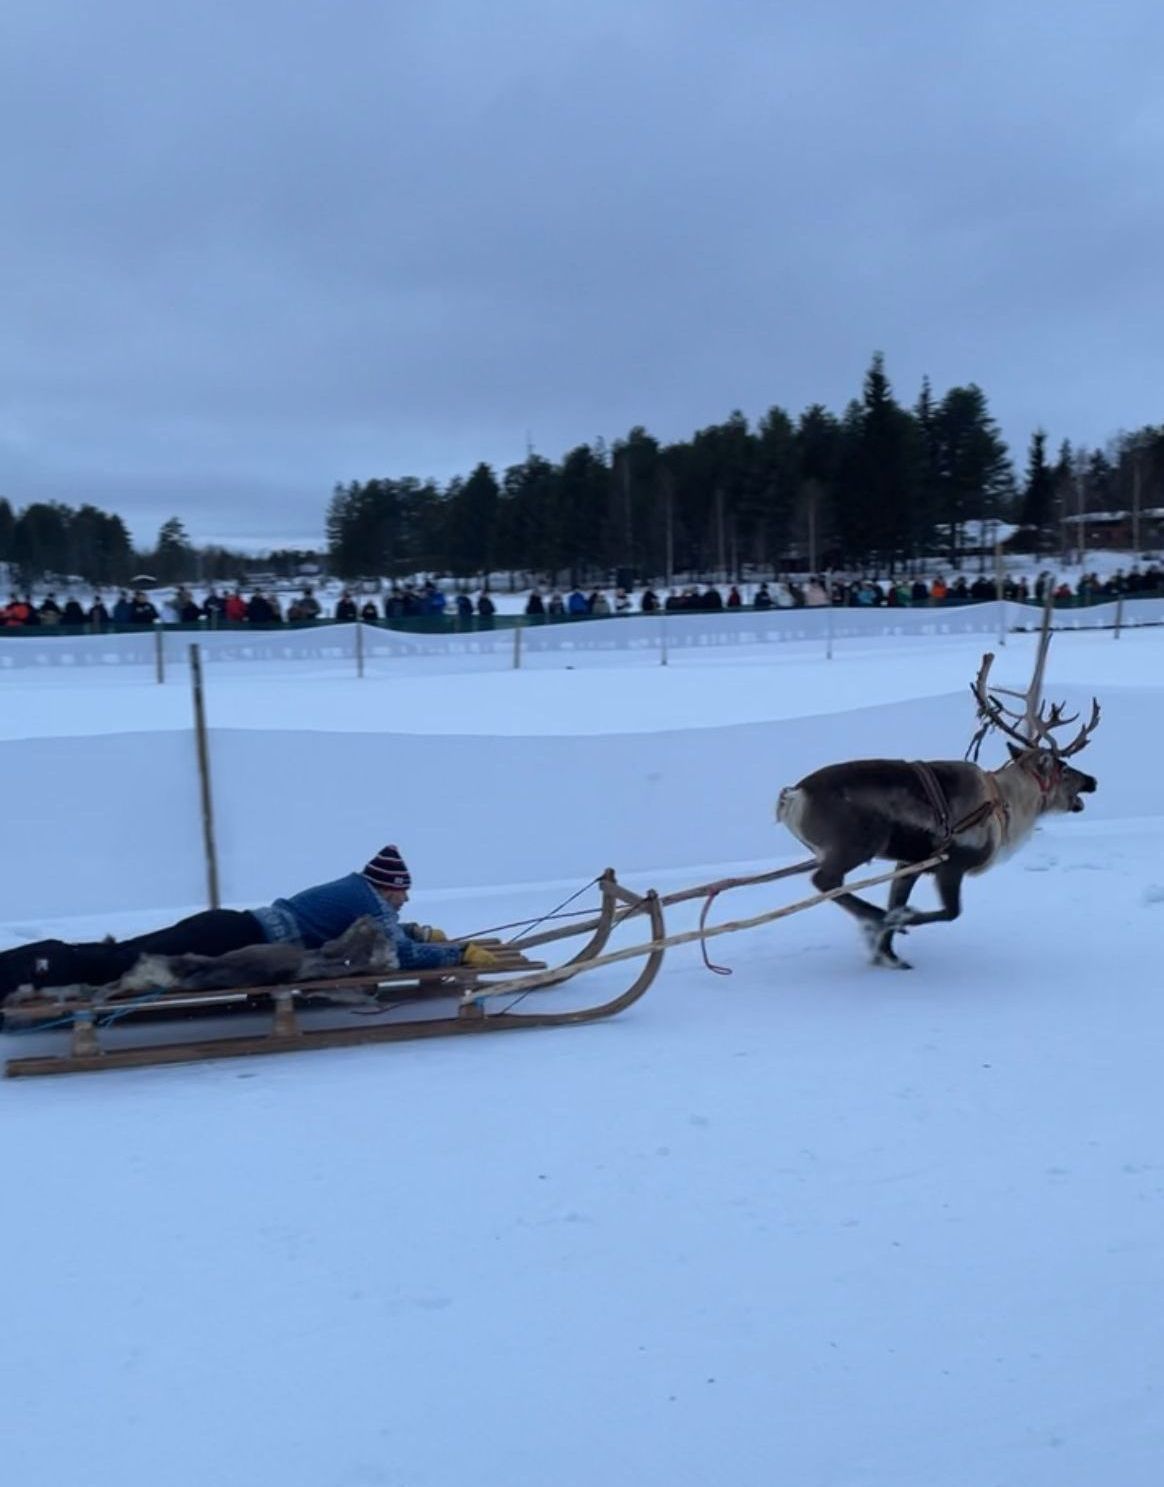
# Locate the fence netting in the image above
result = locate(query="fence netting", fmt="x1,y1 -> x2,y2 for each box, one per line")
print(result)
0,599 -> 1160,674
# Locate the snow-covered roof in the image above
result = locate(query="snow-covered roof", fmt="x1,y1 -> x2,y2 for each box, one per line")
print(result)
1062,509 -> 1164,524
959,519 -> 1020,543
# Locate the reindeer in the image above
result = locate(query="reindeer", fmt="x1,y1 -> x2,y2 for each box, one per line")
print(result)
775,635 -> 1100,968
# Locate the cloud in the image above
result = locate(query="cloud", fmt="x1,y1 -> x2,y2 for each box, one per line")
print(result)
3,0 -> 1163,544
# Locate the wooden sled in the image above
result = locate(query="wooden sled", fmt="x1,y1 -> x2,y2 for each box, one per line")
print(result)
2,872 -> 665,1078
3,854 -> 945,1079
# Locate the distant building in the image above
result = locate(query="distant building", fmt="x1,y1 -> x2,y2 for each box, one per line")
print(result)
1060,509 -> 1164,550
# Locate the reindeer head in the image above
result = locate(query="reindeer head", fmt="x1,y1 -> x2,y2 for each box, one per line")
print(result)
1003,740 -> 1097,812
970,645 -> 1101,813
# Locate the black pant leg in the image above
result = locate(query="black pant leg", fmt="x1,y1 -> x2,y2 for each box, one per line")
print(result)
0,939 -> 78,999
0,937 -> 145,996
118,909 -> 266,960
0,911 -> 266,1000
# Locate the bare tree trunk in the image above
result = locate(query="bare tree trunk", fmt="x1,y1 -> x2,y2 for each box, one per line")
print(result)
661,469 -> 674,589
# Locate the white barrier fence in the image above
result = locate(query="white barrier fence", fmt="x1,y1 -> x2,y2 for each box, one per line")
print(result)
1,598 -> 1161,676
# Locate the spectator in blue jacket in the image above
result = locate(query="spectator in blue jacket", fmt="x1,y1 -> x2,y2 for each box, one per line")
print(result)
0,846 -> 498,1001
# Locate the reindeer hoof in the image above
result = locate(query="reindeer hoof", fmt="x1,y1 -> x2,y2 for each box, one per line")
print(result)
859,921 -> 913,969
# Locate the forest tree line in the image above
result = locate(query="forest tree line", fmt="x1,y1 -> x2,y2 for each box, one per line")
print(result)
3,356 -> 1162,587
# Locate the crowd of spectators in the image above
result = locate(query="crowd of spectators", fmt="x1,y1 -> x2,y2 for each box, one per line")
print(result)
2,564 -> 1162,633
2,588 -> 158,628
514,566 -> 1164,615
818,565 -> 1164,608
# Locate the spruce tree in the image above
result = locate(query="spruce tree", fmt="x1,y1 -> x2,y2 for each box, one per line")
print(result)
1020,430 -> 1056,550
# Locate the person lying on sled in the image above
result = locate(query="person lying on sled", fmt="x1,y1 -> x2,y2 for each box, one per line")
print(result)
0,845 -> 497,1000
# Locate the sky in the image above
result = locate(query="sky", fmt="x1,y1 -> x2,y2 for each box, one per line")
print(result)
3,1 -> 1163,553
3,620 -> 1163,1485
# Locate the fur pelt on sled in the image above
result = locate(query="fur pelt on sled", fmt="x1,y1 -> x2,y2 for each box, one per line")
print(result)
109,915 -> 399,996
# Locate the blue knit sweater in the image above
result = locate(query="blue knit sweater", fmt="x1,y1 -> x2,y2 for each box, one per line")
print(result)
251,872 -> 465,970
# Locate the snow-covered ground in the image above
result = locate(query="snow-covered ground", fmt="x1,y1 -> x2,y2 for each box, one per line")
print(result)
3,627 -> 1162,1487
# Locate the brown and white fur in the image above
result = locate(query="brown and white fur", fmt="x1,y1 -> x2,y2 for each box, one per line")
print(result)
120,915 -> 399,993
776,746 -> 1097,968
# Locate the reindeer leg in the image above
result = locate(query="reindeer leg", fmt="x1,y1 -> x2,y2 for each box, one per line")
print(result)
869,865 -> 920,970
811,851 -> 902,974
882,863 -> 965,936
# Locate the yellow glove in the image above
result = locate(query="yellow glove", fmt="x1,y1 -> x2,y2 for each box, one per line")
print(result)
426,927 -> 448,943
462,943 -> 499,969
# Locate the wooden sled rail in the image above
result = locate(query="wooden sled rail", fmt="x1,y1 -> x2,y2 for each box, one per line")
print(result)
0,953 -> 544,1029
495,859 -> 819,953
466,854 -> 947,1004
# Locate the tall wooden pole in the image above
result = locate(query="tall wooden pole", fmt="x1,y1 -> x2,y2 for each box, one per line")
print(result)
1029,581 -> 1055,716
622,454 -> 633,557
715,487 -> 726,583
808,488 -> 817,576
189,644 -> 220,909
665,481 -> 674,590
1077,464 -> 1086,566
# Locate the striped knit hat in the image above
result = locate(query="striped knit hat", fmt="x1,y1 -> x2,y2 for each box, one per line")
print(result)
363,844 -> 411,891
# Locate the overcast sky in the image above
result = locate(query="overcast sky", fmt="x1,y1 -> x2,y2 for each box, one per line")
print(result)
3,1 -> 1161,551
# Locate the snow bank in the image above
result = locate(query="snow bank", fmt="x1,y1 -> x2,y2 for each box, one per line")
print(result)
1,681 -> 1155,925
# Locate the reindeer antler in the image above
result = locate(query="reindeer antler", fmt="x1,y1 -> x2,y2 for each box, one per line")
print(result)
969,649 -> 1100,761
1040,696 -> 1102,758
969,652 -> 1036,756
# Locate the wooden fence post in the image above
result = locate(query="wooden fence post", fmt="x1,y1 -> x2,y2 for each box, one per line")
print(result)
189,644 -> 221,909
155,623 -> 165,684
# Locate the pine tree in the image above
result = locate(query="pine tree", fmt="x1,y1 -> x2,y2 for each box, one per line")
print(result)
554,444 -> 609,583
837,354 -> 920,569
446,463 -> 500,579
1019,431 -> 1056,549
0,498 -> 15,570
932,385 -> 1013,562
795,404 -> 842,571
752,406 -> 797,571
11,502 -> 72,582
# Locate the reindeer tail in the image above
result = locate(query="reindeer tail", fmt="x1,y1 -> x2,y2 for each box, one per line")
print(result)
776,785 -> 803,831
